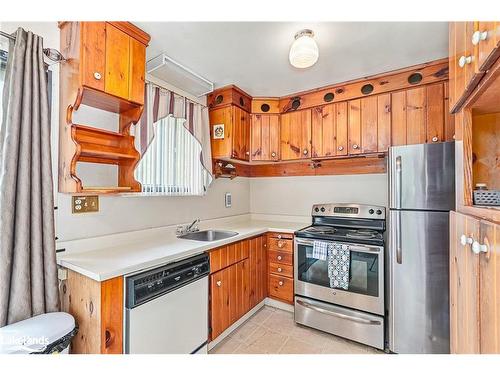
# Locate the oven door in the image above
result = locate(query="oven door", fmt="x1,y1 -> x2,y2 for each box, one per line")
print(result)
294,237 -> 384,315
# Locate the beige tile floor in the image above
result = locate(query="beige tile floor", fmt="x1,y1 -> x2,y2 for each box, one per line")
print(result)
209,306 -> 383,354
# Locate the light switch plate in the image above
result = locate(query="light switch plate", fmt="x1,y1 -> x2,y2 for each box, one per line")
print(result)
225,192 -> 232,208
72,195 -> 99,214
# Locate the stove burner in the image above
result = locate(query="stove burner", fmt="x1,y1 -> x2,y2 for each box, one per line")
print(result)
345,229 -> 377,239
304,226 -> 337,234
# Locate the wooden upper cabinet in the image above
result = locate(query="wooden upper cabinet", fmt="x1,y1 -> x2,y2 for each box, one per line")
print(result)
80,22 -> 106,92
209,106 -> 233,159
448,21 -> 500,113
232,106 -> 251,161
406,87 -> 426,144
377,94 -> 391,152
251,114 -> 280,161
59,21 -> 150,113
426,83 -> 445,143
311,103 -> 349,158
105,24 -> 131,100
280,109 -> 312,160
348,99 -> 362,155
476,22 -> 500,70
335,102 -> 349,156
360,96 -> 378,153
128,37 -> 147,105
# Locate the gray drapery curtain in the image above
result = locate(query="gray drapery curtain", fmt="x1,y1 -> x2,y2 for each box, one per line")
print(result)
0,28 -> 59,327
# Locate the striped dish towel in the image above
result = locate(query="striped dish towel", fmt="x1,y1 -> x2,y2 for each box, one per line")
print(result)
310,241 -> 329,261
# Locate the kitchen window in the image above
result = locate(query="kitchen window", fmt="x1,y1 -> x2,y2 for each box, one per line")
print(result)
134,115 -> 212,196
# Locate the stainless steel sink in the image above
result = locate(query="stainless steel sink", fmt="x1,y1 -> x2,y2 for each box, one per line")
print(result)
178,230 -> 239,242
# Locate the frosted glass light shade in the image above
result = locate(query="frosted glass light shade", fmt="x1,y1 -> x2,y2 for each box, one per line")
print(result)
289,30 -> 319,69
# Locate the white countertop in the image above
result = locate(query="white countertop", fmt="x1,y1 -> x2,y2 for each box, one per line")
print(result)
57,217 -> 308,282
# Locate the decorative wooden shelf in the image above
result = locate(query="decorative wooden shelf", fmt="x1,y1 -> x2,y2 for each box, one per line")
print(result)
58,22 -> 150,195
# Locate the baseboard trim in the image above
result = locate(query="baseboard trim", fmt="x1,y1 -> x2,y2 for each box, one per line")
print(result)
264,297 -> 294,312
208,301 -> 265,351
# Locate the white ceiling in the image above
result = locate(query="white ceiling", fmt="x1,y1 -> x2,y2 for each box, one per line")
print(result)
136,22 -> 449,97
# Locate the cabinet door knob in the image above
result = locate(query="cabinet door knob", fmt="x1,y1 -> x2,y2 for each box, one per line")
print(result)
338,146 -> 344,151
460,234 -> 473,246
459,55 -> 472,68
271,152 -> 277,158
472,30 -> 488,45
216,280 -> 222,287
432,136 -> 438,142
245,151 -> 250,156
472,241 -> 489,255
278,281 -> 284,286
277,241 -> 284,248
303,149 -> 309,155
94,72 -> 102,80
277,267 -> 282,272
352,144 -> 359,150
277,255 -> 282,261
277,234 -> 282,239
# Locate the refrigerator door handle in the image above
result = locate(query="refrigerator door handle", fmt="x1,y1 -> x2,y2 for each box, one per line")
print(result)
395,155 -> 402,209
396,210 -> 402,264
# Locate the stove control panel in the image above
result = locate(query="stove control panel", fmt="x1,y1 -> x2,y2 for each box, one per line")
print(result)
311,203 -> 385,219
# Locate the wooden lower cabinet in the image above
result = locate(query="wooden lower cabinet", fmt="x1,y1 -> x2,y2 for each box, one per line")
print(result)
267,232 -> 294,304
450,211 -> 500,353
208,235 -> 267,340
60,270 -> 123,354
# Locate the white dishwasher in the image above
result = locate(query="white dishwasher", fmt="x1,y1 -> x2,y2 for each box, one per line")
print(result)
125,253 -> 209,354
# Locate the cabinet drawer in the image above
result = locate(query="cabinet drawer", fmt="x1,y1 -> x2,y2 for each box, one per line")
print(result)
267,232 -> 293,240
268,274 -> 293,304
268,250 -> 293,265
269,262 -> 293,278
268,238 -> 293,253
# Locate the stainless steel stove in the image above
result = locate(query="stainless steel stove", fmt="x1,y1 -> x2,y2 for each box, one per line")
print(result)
294,203 -> 386,350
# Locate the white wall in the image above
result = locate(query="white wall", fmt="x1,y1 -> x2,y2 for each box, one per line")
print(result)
1,22 -> 250,241
249,174 -> 388,218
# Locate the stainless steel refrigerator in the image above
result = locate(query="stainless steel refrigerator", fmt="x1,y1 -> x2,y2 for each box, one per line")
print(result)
387,142 -> 455,354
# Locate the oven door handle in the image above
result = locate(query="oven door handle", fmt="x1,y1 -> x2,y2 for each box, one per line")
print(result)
296,299 -> 382,325
295,238 -> 381,254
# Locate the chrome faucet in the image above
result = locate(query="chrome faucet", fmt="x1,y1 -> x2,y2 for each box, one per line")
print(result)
176,219 -> 200,236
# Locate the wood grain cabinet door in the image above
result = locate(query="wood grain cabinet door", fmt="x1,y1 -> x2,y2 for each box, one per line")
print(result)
348,99 -> 362,154
128,37 -> 146,105
476,22 -> 500,71
232,106 -> 251,161
405,87 -> 426,145
251,114 -> 280,161
425,83 -> 445,143
311,104 -> 336,158
479,219 -> 500,353
450,22 -> 467,111
209,106 -> 233,159
360,96 -> 378,153
449,211 -> 480,354
210,267 -> 231,340
104,23 -> 130,100
280,110 -> 312,160
335,102 -> 348,156
80,22 -> 106,92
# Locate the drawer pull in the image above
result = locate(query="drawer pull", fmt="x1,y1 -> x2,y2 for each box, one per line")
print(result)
277,241 -> 284,248
277,234 -> 282,239
278,281 -> 284,286
296,299 -> 381,325
277,267 -> 282,272
277,255 -> 282,261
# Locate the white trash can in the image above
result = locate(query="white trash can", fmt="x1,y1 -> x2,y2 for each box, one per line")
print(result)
0,312 -> 77,354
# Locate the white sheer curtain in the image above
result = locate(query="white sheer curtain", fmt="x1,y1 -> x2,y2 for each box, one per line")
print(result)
134,115 -> 212,195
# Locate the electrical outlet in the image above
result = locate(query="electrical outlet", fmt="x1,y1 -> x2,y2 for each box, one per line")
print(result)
225,192 -> 232,208
72,195 -> 99,214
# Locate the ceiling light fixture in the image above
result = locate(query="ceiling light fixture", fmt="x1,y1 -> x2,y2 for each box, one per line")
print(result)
289,29 -> 319,69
